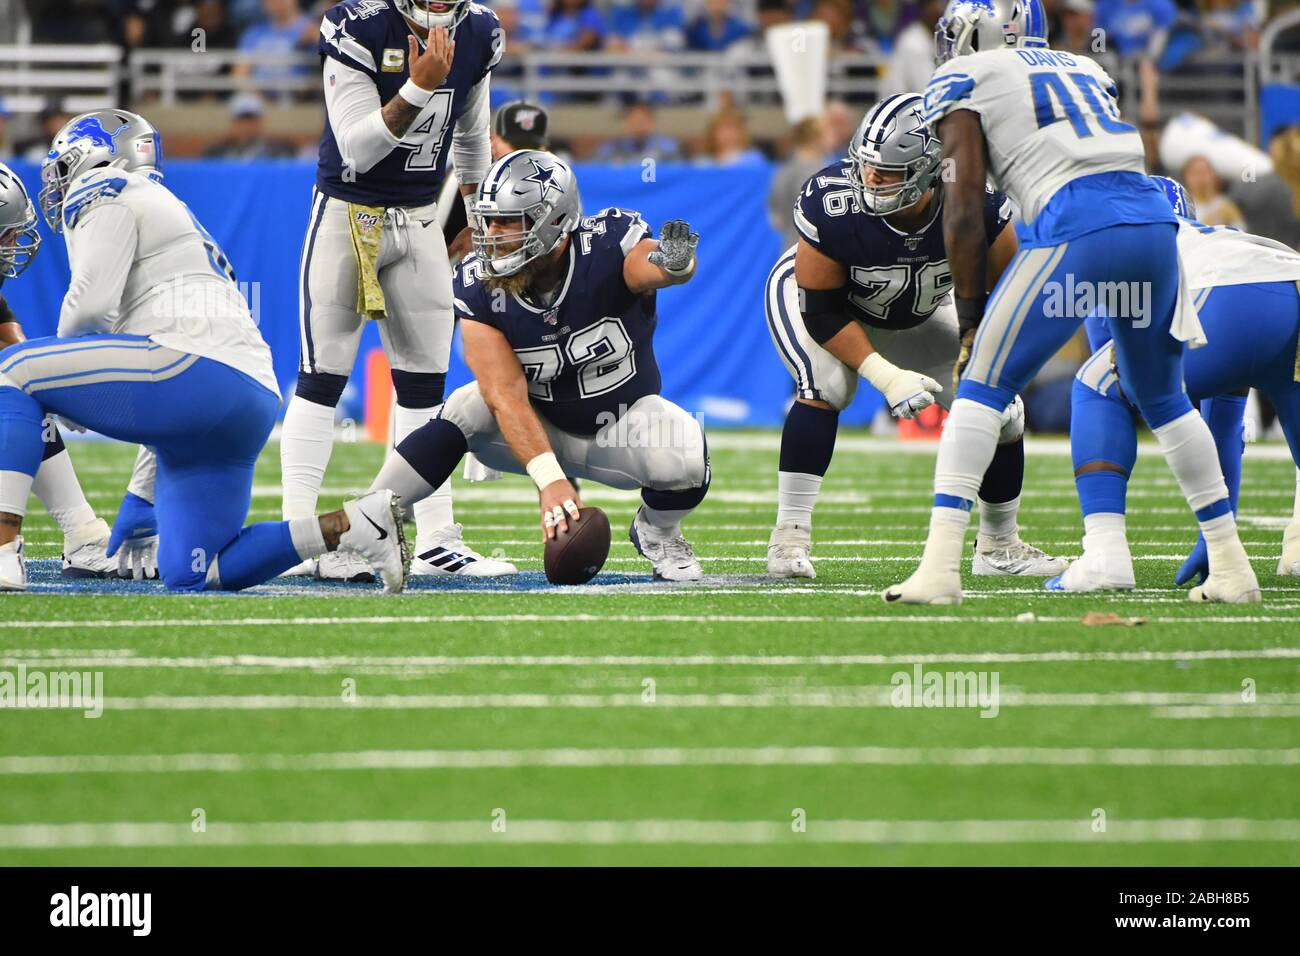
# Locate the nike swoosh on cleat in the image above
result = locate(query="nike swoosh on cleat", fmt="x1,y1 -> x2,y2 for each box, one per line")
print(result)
361,511 -> 389,540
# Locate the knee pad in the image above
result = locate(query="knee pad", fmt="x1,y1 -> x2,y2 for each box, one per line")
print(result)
294,370 -> 349,408
998,395 -> 1025,444
391,369 -> 446,410
439,382 -> 496,440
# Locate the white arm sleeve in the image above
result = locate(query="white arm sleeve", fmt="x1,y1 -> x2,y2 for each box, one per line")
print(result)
324,58 -> 401,176
57,204 -> 137,338
127,445 -> 157,504
451,74 -> 492,188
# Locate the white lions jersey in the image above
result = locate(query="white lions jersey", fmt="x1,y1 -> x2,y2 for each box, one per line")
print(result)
1177,219 -> 1300,290
58,167 -> 279,396
923,48 -> 1145,225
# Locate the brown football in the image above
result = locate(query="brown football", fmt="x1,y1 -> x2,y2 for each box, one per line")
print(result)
544,507 -> 611,585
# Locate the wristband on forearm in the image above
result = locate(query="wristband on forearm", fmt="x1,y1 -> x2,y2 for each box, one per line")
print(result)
955,294 -> 987,335
399,78 -> 434,108
526,452 -> 567,491
856,352 -> 899,391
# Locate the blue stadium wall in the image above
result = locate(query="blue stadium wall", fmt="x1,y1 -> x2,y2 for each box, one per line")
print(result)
3,160 -> 886,428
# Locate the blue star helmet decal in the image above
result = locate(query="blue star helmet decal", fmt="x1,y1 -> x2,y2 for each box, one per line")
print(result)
518,157 -> 563,202
900,107 -> 935,152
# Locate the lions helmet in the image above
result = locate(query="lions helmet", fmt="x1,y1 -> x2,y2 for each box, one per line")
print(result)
472,150 -> 583,278
935,0 -> 1049,65
39,109 -> 163,232
848,94 -> 943,216
1149,175 -> 1198,220
0,164 -> 41,280
394,0 -> 472,32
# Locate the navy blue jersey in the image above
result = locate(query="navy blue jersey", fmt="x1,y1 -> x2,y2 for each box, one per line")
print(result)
454,208 -> 661,436
793,160 -> 1013,330
316,0 -> 502,207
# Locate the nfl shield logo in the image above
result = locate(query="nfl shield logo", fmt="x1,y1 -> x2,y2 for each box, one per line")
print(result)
904,236 -> 923,251
543,308 -> 559,326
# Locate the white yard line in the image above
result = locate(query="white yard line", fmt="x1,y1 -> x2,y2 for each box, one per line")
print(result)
2,745 -> 1298,776
1,816 -> 1296,848
73,690 -> 1300,712
5,647 -> 1299,670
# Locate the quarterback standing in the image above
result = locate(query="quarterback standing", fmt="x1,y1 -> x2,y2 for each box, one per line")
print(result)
282,0 -> 514,581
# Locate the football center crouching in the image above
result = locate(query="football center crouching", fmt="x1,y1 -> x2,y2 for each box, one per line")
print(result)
366,150 -> 711,581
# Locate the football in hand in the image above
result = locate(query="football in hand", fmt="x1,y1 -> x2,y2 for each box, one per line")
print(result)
544,506 -> 611,585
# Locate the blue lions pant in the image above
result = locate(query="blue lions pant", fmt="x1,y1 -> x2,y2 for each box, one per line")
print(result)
0,334 -> 300,591
961,221 -> 1192,430
1077,280 -> 1300,467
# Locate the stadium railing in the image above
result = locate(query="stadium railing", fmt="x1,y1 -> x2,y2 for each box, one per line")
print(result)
0,45 -> 121,114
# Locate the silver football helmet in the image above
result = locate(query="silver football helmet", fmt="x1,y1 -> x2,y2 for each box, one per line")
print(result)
0,164 -> 41,280
39,109 -> 163,233
848,94 -> 943,216
934,0 -> 1049,65
394,0 -> 472,31
472,150 -> 583,278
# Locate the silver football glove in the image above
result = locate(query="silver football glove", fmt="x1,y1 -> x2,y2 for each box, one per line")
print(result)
647,219 -> 699,276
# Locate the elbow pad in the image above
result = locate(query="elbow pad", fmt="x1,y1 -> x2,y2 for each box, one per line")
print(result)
799,285 -> 851,345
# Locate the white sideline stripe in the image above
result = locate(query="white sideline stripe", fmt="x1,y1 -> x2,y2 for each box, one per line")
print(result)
85,690 -> 1300,712
3,613 -> 1300,631
2,817 -> 1297,848
1155,705 -> 1300,719
6,647 -> 1300,670
3,746 -> 1298,776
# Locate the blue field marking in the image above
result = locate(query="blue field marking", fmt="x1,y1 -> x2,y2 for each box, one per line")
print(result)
20,561 -> 649,595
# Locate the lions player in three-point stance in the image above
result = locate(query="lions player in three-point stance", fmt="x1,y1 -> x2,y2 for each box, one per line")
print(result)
366,151 -> 712,580
282,0 -> 514,582
0,163 -> 120,584
1053,175 -> 1300,591
0,110 -> 409,594
765,93 -> 1064,580
885,0 -> 1259,604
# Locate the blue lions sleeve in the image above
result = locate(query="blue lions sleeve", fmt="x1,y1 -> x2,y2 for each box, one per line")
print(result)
922,59 -> 979,127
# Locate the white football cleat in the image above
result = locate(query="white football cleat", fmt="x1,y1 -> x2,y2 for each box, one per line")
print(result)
282,557 -> 317,577
767,521 -> 815,578
315,550 -> 376,584
1189,568 -> 1262,604
1278,521 -> 1300,576
973,534 -> 1068,577
411,523 -> 518,577
630,507 -> 702,582
61,518 -> 117,579
882,566 -> 962,605
338,490 -> 409,593
1044,533 -> 1135,592
0,537 -> 27,592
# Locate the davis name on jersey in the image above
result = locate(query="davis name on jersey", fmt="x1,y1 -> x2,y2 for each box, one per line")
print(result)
318,0 -> 503,207
793,160 -> 1012,330
453,207 -> 660,435
922,47 -> 1161,244
61,166 -> 278,396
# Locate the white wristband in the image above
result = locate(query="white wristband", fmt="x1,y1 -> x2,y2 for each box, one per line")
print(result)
399,78 -> 434,108
526,452 -> 567,491
462,192 -> 480,231
856,352 -> 898,391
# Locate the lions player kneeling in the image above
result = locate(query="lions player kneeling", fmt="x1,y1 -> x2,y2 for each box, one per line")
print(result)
366,151 -> 710,580
764,94 -> 1063,579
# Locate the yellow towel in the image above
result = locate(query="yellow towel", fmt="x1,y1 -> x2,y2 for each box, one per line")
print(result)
347,203 -> 387,320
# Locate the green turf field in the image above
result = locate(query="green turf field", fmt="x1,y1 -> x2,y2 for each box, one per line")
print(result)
2,432 -> 1298,865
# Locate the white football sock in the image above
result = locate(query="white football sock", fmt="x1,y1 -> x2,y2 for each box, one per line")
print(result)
934,399 -> 1004,503
393,404 -> 454,538
1083,511 -> 1127,539
977,494 -> 1019,542
1292,468 -> 1300,522
1151,409 -> 1231,516
280,396 -> 337,520
287,517 -> 327,561
776,471 -> 822,527
641,503 -> 692,535
0,469 -> 33,519
31,448 -> 96,535
917,505 -> 971,577
369,451 -> 436,521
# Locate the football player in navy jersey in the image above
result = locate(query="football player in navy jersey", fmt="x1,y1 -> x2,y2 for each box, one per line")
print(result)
764,93 -> 1064,580
281,0 -> 515,582
366,150 -> 712,581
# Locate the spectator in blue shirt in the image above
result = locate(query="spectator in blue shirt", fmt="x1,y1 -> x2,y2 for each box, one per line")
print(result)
687,0 -> 753,52
1094,0 -> 1179,59
608,0 -> 687,52
234,0 -> 315,85
538,0 -> 607,51
594,102 -> 684,163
